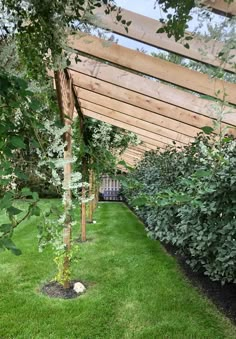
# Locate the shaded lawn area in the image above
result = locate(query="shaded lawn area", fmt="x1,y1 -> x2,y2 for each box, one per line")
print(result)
0,201 -> 235,339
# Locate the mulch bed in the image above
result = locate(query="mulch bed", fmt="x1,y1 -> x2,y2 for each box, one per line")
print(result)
41,281 -> 86,299
163,243 -> 236,324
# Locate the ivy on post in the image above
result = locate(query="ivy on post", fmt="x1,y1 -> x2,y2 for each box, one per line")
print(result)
54,69 -> 74,289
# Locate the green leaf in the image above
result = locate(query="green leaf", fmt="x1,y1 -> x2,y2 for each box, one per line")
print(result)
193,170 -> 211,178
30,205 -> 40,217
132,196 -> 148,206
7,206 -> 23,216
21,187 -> 33,197
157,27 -> 165,34
15,170 -> 28,180
29,98 -> 41,111
32,192 -> 39,201
118,160 -> 127,167
1,238 -> 22,255
0,224 -> 12,233
0,192 -> 13,209
174,194 -> 192,203
10,136 -> 26,149
201,126 -> 214,135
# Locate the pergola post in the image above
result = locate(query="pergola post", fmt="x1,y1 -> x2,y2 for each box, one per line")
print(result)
78,110 -> 87,242
81,157 -> 87,242
93,173 -> 97,211
54,69 -> 74,289
88,168 -> 94,223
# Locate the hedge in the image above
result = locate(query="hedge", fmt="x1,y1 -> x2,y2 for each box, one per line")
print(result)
121,132 -> 236,284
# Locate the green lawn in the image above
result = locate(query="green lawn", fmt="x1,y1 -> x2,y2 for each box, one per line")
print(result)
0,201 -> 235,339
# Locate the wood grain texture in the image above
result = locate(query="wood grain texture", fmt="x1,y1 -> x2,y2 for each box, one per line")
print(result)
87,5 -> 235,72
68,34 -> 236,105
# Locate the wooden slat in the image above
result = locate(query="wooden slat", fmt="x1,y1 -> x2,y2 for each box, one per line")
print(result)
71,71 -> 215,131
128,147 -> 145,156
133,144 -> 157,152
123,150 -> 142,160
79,98 -> 191,144
125,148 -> 143,157
80,108 -> 181,148
202,0 -> 236,16
120,154 -> 137,165
76,86 -> 200,138
117,164 -> 129,172
87,5 -> 235,72
68,33 -> 236,105
68,57 -> 236,129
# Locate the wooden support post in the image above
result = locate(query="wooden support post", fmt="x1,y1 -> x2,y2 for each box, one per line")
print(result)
93,174 -> 97,211
54,69 -> 74,289
96,185 -> 99,207
81,154 -> 87,242
88,169 -> 94,223
81,184 -> 86,242
77,103 -> 87,242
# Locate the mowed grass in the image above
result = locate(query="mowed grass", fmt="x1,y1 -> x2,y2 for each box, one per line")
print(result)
0,201 -> 235,339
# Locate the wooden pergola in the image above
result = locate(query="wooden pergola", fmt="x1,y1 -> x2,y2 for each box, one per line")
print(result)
51,0 -> 236,250
54,1 -> 236,167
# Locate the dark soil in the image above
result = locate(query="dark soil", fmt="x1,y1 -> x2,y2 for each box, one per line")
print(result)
41,281 -> 86,299
163,243 -> 236,324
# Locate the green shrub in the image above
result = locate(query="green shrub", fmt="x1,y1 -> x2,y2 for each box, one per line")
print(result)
122,133 -> 236,284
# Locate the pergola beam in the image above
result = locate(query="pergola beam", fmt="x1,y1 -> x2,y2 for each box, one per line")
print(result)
127,147 -> 145,156
201,0 -> 236,16
120,154 -> 137,165
123,150 -> 142,160
133,144 -> 157,152
80,107 -> 180,148
87,5 -> 235,72
68,58 -> 236,130
75,86 -> 200,139
68,33 -> 236,105
79,98 -> 190,145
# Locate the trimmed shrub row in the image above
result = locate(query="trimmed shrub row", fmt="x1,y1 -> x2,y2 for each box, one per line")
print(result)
121,133 -> 236,284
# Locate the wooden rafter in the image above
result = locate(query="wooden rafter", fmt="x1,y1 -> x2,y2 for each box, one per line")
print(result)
80,108 -> 178,147
123,151 -> 142,160
68,33 -> 236,105
75,86 -> 200,139
127,147 -> 145,156
124,151 -> 143,161
86,5 -> 235,72
70,71 -> 236,138
121,154 -> 138,164
78,98 -> 190,144
133,144 -> 157,152
68,57 -> 236,131
201,0 -> 236,16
